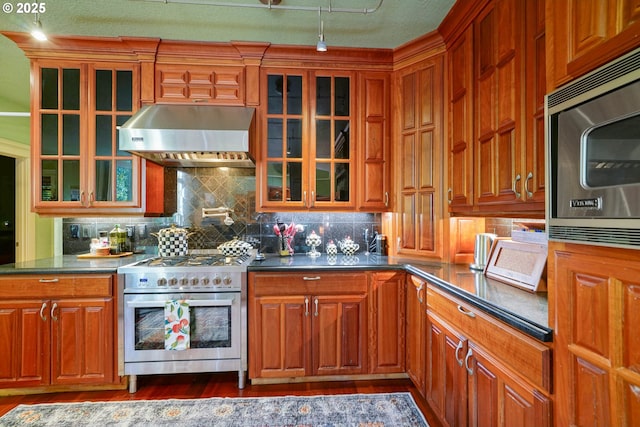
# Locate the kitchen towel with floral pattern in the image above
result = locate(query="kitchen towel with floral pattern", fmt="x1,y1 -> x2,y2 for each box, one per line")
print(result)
165,300 -> 190,350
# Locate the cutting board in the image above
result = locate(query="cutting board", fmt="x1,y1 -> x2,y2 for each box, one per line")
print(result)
77,252 -> 133,259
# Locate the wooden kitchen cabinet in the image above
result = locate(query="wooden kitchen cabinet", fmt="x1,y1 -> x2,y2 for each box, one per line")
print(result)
368,271 -> 405,374
406,275 -> 427,397
473,0 -> 523,209
258,70 -> 356,211
356,72 -> 390,211
426,310 -> 468,427
1,33 -> 166,216
248,272 -> 368,379
424,282 -> 552,427
447,25 -> 474,212
31,60 -> 144,215
0,275 -> 116,390
547,0 -> 640,90
155,63 -> 245,105
395,55 -> 445,259
445,0 -> 545,216
550,242 -> 640,427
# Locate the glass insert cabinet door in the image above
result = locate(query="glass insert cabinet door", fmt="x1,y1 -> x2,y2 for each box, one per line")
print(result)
35,61 -> 140,209
262,70 -> 354,209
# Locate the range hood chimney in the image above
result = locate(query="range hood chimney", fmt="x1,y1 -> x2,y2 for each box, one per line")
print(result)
119,104 -> 256,167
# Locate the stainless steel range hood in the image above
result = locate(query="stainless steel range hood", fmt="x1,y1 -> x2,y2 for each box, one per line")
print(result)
119,104 -> 256,167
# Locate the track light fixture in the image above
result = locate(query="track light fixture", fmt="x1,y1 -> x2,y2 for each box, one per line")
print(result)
30,5 -> 47,41
316,7 -> 327,52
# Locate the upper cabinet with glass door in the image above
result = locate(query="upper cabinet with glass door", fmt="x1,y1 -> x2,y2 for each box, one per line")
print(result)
33,60 -> 142,215
259,70 -> 355,211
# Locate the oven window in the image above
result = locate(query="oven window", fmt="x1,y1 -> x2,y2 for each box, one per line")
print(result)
583,112 -> 640,188
133,306 -> 232,350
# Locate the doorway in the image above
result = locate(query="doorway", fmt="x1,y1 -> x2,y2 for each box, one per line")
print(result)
0,155 -> 15,264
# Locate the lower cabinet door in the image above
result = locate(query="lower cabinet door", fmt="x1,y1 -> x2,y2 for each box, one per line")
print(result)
426,311 -> 468,427
51,298 -> 114,385
0,300 -> 50,388
312,294 -> 367,376
406,276 -> 426,395
468,343 -> 551,427
250,295 -> 310,378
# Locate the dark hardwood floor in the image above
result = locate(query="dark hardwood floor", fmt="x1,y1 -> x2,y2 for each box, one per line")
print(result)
0,373 -> 442,426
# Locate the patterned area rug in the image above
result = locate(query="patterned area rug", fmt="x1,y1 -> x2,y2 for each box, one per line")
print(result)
0,392 -> 428,426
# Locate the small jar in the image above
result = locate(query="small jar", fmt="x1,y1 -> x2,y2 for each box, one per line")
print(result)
89,238 -> 100,255
326,240 -> 338,256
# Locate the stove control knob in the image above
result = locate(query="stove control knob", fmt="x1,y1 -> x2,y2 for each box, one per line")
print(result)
213,275 -> 222,285
157,277 -> 167,287
223,275 -> 232,286
191,278 -> 199,286
200,277 -> 210,286
180,277 -> 189,286
168,277 -> 178,287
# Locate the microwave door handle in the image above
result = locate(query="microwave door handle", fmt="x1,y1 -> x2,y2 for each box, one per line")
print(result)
126,298 -> 235,308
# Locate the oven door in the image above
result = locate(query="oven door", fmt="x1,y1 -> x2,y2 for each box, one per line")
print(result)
123,292 -> 240,363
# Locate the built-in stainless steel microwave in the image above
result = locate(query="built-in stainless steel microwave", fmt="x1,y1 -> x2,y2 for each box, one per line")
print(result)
546,46 -> 640,250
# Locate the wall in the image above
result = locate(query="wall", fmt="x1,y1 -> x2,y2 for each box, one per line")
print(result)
62,167 -> 381,255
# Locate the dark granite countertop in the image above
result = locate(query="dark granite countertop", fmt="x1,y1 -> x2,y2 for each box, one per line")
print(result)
0,254 -> 152,275
249,253 -> 551,342
0,252 -> 550,342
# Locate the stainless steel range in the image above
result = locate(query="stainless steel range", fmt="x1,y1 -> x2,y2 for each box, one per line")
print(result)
117,251 -> 254,393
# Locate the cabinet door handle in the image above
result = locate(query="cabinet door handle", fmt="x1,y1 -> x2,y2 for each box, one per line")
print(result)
447,188 -> 453,204
415,283 -> 424,303
304,297 -> 309,317
80,191 -> 86,206
303,191 -> 307,208
525,171 -> 534,198
39,278 -> 59,283
455,340 -> 464,366
512,174 -> 522,199
303,276 -> 321,281
39,302 -> 47,321
314,298 -> 319,317
311,191 -> 315,208
384,192 -> 389,207
88,191 -> 95,206
50,302 -> 58,321
464,348 -> 474,375
457,305 -> 476,318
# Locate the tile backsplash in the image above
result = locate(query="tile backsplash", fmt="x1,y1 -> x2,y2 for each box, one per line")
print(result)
62,167 -> 381,255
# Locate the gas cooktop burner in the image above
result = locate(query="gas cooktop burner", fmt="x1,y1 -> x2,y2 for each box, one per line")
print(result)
132,252 -> 254,268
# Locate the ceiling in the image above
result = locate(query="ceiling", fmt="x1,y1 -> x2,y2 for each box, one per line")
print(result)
0,0 -> 454,123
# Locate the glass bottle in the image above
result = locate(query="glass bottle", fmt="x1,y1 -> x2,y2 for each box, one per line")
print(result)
109,224 -> 127,254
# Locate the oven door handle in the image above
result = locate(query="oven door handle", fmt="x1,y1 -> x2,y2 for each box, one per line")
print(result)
126,298 -> 235,308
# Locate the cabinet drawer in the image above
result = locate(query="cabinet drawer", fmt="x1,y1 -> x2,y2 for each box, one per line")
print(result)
0,275 -> 113,298
250,272 -> 367,296
426,284 -> 551,392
